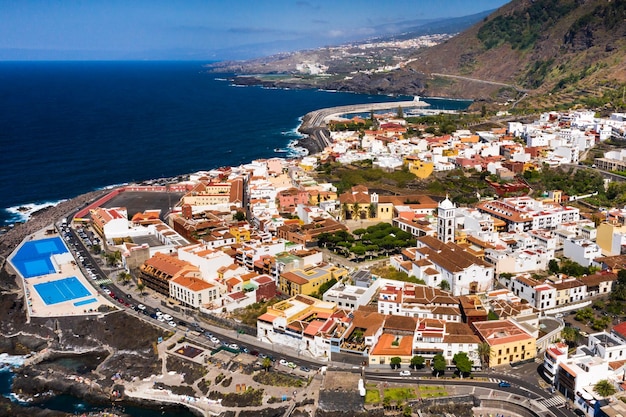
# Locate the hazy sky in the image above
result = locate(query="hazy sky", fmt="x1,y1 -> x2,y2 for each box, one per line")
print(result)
0,0 -> 511,60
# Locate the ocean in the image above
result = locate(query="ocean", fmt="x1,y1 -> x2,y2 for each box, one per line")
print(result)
0,61 -> 470,227
0,61 -> 471,414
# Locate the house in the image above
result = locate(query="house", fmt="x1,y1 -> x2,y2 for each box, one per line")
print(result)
472,319 -> 537,367
498,274 -> 557,311
256,294 -> 346,359
377,282 -> 462,322
276,187 -> 309,212
169,274 -> 218,308
90,207 -> 129,239
278,264 -> 348,297
139,252 -> 200,296
580,271 -> 616,297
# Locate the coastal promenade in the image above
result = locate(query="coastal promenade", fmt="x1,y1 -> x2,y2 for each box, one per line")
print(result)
300,99 -> 430,130
297,99 -> 431,153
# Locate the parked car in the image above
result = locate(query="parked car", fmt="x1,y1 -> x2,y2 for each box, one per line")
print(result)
137,304 -> 146,310
279,359 -> 289,366
210,337 -> 220,344
399,370 -> 411,376
167,321 -> 177,327
162,314 -> 173,321
299,366 -> 310,372
229,343 -> 239,350
498,381 -> 511,388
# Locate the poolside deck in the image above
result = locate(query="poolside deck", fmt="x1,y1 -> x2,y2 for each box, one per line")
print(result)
8,227 -> 116,319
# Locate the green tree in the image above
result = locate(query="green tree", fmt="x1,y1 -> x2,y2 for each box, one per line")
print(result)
136,281 -> 146,298
262,357 -> 272,372
575,307 -> 595,323
403,405 -> 412,417
432,353 -> 446,377
438,280 -> 450,291
410,355 -> 425,369
397,106 -> 404,119
353,202 -> 361,219
369,203 -> 377,219
477,342 -> 491,368
548,259 -> 560,274
233,211 -> 246,221
561,326 -> 579,344
390,356 -> 402,370
117,271 -> 131,286
594,379 -> 616,397
453,352 -> 473,378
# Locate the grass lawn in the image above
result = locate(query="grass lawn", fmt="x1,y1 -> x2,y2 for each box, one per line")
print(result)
383,387 -> 416,401
365,387 -> 380,404
418,385 -> 448,397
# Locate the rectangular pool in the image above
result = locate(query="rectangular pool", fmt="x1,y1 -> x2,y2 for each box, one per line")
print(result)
34,277 -> 92,305
11,237 -> 68,278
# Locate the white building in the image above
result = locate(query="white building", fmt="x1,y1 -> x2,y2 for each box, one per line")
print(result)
169,275 -> 219,308
177,244 -> 236,281
563,238 -> 602,268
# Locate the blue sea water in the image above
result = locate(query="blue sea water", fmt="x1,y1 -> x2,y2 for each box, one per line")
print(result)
0,61 -> 470,226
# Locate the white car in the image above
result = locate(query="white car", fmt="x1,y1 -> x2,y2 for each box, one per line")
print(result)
399,370 -> 411,376
167,321 -> 177,327
162,314 -> 173,321
137,304 -> 146,310
229,343 -> 239,350
279,359 -> 289,366
157,316 -> 165,322
210,336 -> 220,344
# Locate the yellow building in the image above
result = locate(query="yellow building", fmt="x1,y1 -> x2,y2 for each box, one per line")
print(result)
279,264 -> 348,297
375,202 -> 395,221
472,319 -> 536,367
596,221 -> 626,256
404,155 -> 434,179
229,226 -> 251,243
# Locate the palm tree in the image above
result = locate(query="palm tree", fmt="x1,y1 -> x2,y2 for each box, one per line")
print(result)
262,357 -> 272,372
594,379 -> 616,397
117,271 -> 131,286
136,281 -> 146,299
477,342 -> 491,368
368,203 -> 377,219
352,202 -> 360,219
342,203 -> 351,220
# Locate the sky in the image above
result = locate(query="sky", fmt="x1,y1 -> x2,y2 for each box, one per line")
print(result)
0,0 -> 511,60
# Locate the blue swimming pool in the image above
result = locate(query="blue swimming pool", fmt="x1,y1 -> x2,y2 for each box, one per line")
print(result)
34,277 -> 92,305
73,298 -> 96,307
11,237 -> 68,278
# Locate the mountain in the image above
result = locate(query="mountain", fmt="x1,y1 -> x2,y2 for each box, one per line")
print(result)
405,0 -> 626,109
208,0 -> 626,111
